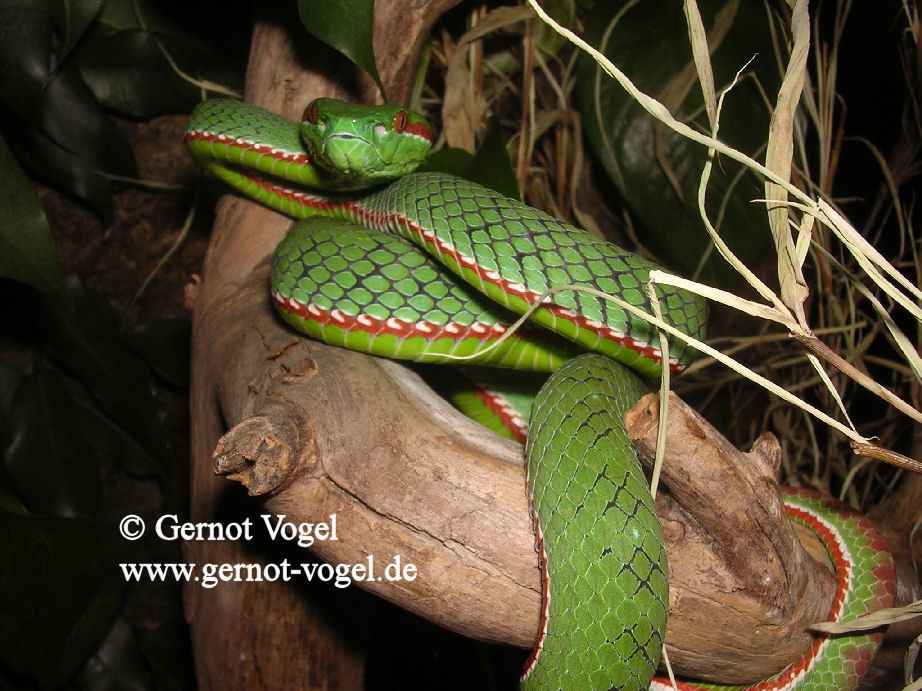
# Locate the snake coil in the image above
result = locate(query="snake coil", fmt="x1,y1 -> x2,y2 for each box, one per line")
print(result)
185,98 -> 894,690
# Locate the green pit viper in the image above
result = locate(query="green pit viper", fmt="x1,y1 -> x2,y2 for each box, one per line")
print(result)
185,98 -> 895,690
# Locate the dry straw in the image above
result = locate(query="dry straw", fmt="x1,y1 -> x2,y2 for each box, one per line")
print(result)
526,0 -> 922,472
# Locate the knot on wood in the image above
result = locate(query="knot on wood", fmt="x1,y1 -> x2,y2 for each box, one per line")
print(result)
213,407 -> 316,495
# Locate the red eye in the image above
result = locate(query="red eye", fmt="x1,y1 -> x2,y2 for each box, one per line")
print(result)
304,102 -> 319,124
393,110 -> 409,133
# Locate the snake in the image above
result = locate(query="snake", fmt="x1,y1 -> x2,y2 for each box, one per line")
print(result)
185,98 -> 895,690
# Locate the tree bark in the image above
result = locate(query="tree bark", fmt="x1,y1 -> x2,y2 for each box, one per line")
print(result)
186,2 -> 462,688
207,284 -> 838,684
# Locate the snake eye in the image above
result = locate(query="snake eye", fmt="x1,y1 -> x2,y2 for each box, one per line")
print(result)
393,110 -> 409,133
304,102 -> 319,125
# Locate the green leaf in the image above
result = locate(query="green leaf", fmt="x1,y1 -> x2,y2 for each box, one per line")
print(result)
24,278 -> 171,483
4,370 -> 102,518
297,0 -> 384,99
3,63 -> 138,219
126,318 -> 191,388
0,510 -> 129,687
0,362 -> 21,475
0,0 -> 137,218
0,362 -> 20,480
0,134 -> 69,302
0,0 -> 54,117
92,0 -> 144,30
534,0 -> 577,56
75,618 -> 151,691
59,373 -> 163,479
0,360 -> 22,416
460,116 -> 521,201
0,486 -> 27,515
83,615 -> 196,691
422,147 -> 474,174
66,0 -> 248,118
38,64 -> 139,186
77,29 -> 245,117
11,120 -> 123,221
577,0 -> 779,286
55,0 -> 104,63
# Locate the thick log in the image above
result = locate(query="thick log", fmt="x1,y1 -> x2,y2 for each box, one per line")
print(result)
208,275 -> 836,683
206,261 -> 539,647
186,2 -> 462,688
626,394 -> 833,678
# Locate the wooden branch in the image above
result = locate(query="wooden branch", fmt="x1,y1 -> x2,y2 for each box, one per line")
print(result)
625,394 -> 833,680
187,2 -> 462,688
207,260 -> 539,647
204,258 -> 839,684
188,3 -> 903,687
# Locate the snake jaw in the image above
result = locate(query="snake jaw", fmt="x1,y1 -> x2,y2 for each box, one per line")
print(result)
310,134 -> 383,188
300,98 -> 432,186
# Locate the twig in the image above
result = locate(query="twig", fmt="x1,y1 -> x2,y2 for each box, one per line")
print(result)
791,332 -> 922,426
850,441 -> 922,475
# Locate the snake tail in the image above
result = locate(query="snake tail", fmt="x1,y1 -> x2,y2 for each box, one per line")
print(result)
650,488 -> 895,691
522,353 -> 668,690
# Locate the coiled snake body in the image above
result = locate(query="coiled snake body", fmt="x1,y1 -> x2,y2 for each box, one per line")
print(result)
185,98 -> 893,690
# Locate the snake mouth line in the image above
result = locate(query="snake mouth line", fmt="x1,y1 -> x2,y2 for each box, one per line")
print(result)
323,133 -> 365,144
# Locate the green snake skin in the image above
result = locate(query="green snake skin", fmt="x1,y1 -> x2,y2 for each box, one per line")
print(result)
447,368 -> 549,442
299,170 -> 706,377
184,98 -> 893,690
272,218 -> 579,370
524,354 -> 667,690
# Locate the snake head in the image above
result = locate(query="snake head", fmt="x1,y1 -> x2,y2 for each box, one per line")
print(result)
301,98 -> 432,188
